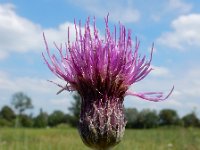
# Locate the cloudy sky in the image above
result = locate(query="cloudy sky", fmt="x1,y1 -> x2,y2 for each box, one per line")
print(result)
0,0 -> 200,117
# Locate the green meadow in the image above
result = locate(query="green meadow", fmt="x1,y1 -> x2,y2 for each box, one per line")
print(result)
0,127 -> 200,150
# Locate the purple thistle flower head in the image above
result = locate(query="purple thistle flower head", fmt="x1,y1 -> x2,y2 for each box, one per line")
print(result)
42,15 -> 174,150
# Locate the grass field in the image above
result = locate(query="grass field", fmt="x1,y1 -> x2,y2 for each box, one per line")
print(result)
0,126 -> 200,150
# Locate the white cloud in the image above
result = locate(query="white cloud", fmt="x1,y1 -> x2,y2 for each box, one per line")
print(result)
168,0 -> 192,13
0,3 -> 78,60
50,98 -> 70,106
179,68 -> 200,97
0,50 -> 8,59
0,4 -> 42,54
150,65 -> 171,77
125,66 -> 200,117
0,71 -> 73,114
68,0 -> 140,23
0,70 -> 51,93
150,0 -> 192,22
157,14 -> 200,50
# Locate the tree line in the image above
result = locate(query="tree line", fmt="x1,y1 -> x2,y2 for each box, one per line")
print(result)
0,92 -> 199,129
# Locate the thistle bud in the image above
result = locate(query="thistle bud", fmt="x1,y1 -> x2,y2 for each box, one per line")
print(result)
42,15 -> 174,149
79,96 -> 126,150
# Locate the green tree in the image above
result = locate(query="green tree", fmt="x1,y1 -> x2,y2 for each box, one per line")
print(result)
68,93 -> 81,127
11,92 -> 33,127
69,93 -> 81,119
0,105 -> 16,121
0,118 -> 13,127
182,113 -> 199,127
125,108 -> 138,128
20,114 -> 33,127
159,109 -> 179,126
137,109 -> 159,128
11,92 -> 33,115
48,110 -> 65,127
34,109 -> 48,128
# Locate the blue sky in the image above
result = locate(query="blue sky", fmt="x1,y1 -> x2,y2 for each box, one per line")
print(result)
0,0 -> 200,117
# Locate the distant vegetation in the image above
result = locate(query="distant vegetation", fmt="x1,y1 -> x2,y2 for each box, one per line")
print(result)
0,92 -> 200,129
0,127 -> 200,150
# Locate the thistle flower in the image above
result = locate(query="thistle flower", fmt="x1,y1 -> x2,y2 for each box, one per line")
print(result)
42,16 -> 174,150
